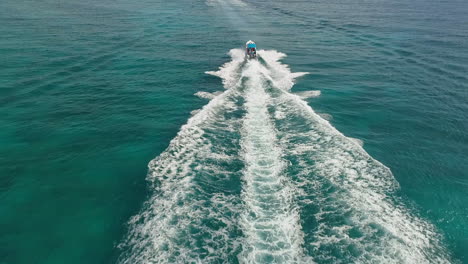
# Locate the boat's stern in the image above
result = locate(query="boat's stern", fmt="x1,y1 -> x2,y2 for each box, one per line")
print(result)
245,40 -> 257,59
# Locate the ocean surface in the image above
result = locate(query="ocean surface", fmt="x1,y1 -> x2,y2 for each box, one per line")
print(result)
1,0 -> 467,263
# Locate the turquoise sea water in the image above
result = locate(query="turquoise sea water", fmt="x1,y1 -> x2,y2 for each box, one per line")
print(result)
1,0 -> 467,263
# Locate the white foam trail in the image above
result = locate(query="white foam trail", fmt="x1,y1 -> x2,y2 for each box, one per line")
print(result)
257,50 -> 309,91
118,51 -> 245,263
295,90 -> 321,99
206,49 -> 245,89
238,60 -> 311,263
349,137 -> 364,147
278,97 -> 449,263
259,51 -> 451,263
195,91 -> 223,100
190,109 -> 201,116
120,48 -> 450,263
317,112 -> 333,121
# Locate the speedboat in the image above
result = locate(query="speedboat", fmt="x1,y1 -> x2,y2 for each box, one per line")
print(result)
246,40 -> 257,59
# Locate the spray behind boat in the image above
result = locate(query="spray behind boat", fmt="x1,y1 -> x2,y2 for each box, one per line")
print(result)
245,40 -> 257,59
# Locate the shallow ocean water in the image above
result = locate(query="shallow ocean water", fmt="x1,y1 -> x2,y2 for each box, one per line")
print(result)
1,0 -> 467,263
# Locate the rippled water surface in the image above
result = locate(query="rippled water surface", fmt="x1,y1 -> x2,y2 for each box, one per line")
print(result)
1,0 -> 467,263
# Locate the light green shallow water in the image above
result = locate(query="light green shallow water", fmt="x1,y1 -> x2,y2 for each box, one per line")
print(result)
1,0 -> 467,263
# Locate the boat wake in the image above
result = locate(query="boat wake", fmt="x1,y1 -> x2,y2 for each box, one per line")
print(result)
118,49 -> 450,263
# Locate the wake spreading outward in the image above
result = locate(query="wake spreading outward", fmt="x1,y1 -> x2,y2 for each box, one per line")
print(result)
118,49 -> 450,263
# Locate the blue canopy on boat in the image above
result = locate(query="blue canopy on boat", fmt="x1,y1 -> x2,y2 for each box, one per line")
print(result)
247,43 -> 256,48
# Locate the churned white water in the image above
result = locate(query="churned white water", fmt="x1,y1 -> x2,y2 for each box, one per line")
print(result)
119,49 -> 450,264
238,60 -> 310,263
